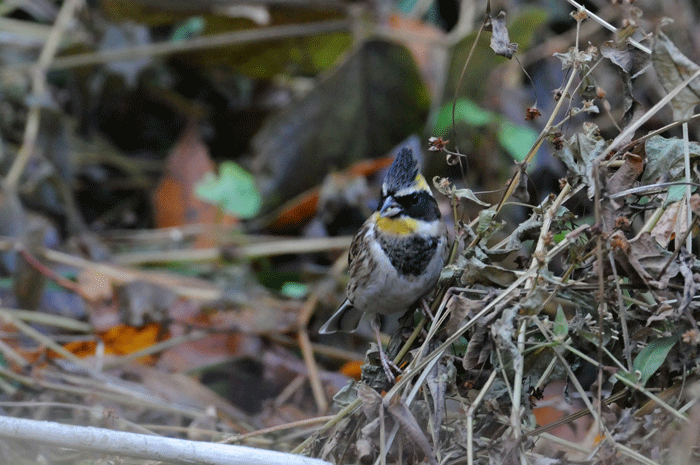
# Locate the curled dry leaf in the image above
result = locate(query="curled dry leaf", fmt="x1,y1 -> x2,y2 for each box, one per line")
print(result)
652,30 -> 700,120
488,11 -> 518,59
602,153 -> 644,232
386,399 -> 436,465
446,294 -> 485,336
651,200 -> 684,248
610,231 -> 679,288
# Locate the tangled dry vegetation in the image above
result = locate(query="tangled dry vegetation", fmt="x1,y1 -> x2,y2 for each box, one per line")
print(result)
4,1 -> 700,464
306,7 -> 700,465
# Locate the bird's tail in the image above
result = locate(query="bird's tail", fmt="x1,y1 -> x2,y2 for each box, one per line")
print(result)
318,300 -> 364,333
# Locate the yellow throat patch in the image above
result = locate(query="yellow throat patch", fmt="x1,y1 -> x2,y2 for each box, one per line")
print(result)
375,215 -> 420,235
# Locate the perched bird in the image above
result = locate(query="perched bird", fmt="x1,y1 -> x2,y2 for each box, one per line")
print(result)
319,147 -> 449,364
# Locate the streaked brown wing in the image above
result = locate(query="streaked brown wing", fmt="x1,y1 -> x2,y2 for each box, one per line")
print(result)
348,222 -> 369,265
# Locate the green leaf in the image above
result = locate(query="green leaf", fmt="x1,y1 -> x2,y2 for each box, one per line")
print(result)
171,17 -> 205,42
303,33 -> 353,71
434,99 -> 496,135
497,120 -> 538,162
280,282 -> 309,299
553,306 -> 568,339
476,209 -> 497,235
665,184 -> 687,206
195,161 -> 262,219
553,232 -> 566,244
632,336 -> 677,386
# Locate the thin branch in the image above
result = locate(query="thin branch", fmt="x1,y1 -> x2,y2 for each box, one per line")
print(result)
0,416 -> 331,465
8,20 -> 350,72
5,0 -> 83,191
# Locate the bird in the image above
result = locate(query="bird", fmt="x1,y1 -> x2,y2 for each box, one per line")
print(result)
319,147 -> 449,378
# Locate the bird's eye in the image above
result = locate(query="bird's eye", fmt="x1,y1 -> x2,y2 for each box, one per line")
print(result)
399,193 -> 419,206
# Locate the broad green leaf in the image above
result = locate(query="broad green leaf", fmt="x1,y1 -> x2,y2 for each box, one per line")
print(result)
665,184 -> 686,206
434,99 -> 496,135
302,33 -> 353,71
196,161 -> 262,219
632,336 -> 677,386
553,306 -> 568,339
497,120 -> 538,162
280,282 -> 309,299
252,40 -> 428,211
445,8 -> 547,99
171,17 -> 205,42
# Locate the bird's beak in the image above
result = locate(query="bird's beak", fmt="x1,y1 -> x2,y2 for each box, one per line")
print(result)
379,196 -> 401,217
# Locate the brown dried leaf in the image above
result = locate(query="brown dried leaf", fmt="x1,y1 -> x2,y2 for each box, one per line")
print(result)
463,323 -> 491,370
611,231 -> 679,288
651,200 -> 683,248
607,153 -> 644,195
446,294 -> 485,335
690,193 -> 700,215
387,399 -> 436,465
603,153 -> 645,232
150,332 -> 241,372
645,303 -> 676,326
357,382 -> 383,420
652,30 -> 700,120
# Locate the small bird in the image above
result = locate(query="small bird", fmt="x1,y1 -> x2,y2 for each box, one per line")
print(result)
319,147 -> 449,371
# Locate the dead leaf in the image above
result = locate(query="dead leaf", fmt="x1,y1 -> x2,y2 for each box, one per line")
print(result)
260,156 -> 392,232
446,294 -> 485,336
251,40 -> 429,212
157,332 -> 243,372
646,303 -> 676,326
603,153 -> 644,232
339,360 -> 363,380
643,135 -> 700,183
387,399 -> 436,465
463,324 -> 492,370
651,200 -> 683,248
153,124 -> 237,247
462,255 -> 517,287
488,11 -> 518,59
59,322 -> 167,365
652,30 -> 700,120
611,231 -> 679,288
357,382 -> 383,420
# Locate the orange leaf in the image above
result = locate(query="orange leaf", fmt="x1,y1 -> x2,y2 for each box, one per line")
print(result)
339,360 -> 363,380
59,323 -> 168,365
267,156 -> 393,232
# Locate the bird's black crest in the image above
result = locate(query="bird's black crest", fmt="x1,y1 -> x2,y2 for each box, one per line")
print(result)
384,148 -> 419,194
